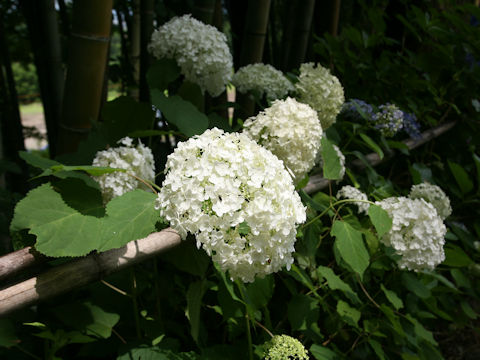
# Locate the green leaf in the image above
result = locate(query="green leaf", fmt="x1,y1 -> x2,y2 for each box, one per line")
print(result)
49,165 -> 127,177
245,275 -> 274,310
368,204 -> 392,237
161,238 -> 210,277
54,302 -> 120,339
316,266 -> 360,304
101,96 -> 155,144
368,339 -> 386,360
288,294 -> 318,331
405,315 -> 437,346
444,244 -> 474,267
448,160 -> 474,194
336,300 -> 361,328
380,284 -> 404,310
20,151 -> 100,189
359,133 -> 384,159
238,221 -> 251,236
331,221 -> 370,279
0,319 -> 18,347
208,113 -> 233,133
54,178 -> 105,217
320,137 -> 343,180
401,273 -> 431,299
151,90 -> 209,137
461,300 -> 477,319
186,280 -> 207,343
146,58 -> 181,91
10,184 -> 158,256
309,344 -> 337,360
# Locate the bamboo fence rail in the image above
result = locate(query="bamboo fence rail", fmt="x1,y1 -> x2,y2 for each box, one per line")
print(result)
0,120 -> 457,316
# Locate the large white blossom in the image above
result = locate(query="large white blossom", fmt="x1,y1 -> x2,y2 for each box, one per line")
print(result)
336,185 -> 370,214
232,63 -> 294,101
148,14 -> 233,97
156,128 -> 306,282
295,62 -> 345,130
377,197 -> 446,271
409,182 -> 452,220
92,137 -> 155,203
243,97 -> 323,183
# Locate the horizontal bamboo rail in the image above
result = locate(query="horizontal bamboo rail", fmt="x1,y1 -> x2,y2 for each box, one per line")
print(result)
0,120 -> 457,316
303,121 -> 457,194
0,228 -> 181,316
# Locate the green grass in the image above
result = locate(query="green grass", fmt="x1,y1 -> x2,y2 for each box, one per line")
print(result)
20,102 -> 43,115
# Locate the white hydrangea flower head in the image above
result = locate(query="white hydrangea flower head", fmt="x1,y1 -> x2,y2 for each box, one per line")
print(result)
263,335 -> 309,360
316,143 -> 345,180
376,197 -> 446,271
409,182 -> 452,220
156,128 -> 306,282
92,137 -> 155,203
243,97 -> 323,183
295,62 -> 345,130
232,63 -> 295,101
148,14 -> 233,97
337,185 -> 370,214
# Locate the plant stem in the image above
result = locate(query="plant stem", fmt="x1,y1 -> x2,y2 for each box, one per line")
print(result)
131,268 -> 142,339
236,280 -> 253,360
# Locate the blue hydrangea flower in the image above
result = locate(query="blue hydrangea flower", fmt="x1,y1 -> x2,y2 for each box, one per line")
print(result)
372,103 -> 404,137
402,112 -> 422,139
341,99 -> 375,121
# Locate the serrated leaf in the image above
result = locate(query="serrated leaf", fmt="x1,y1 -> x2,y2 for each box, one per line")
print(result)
331,221 -> 370,279
288,294 -> 318,331
368,339 -> 386,360
310,344 -> 337,360
97,190 -> 159,252
320,137 -> 343,180
368,204 -> 392,237
20,151 -> 100,189
10,184 -> 158,257
146,58 -> 181,91
443,244 -> 474,267
359,133 -> 384,159
336,300 -> 361,328
54,302 -> 120,339
380,284 -> 404,310
50,165 -> 127,177
317,266 -> 360,304
405,314 -> 437,346
186,280 -> 206,344
245,275 -> 274,310
151,90 -> 209,137
448,160 -> 474,194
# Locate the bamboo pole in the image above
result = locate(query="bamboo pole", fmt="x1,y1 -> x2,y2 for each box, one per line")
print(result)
302,121 -> 457,194
139,0 -> 154,102
0,228 -> 181,317
57,0 -> 113,155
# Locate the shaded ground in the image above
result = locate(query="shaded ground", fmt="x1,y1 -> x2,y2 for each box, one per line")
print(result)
20,111 -> 47,151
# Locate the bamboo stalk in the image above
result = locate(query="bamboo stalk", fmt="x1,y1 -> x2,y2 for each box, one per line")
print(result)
0,228 -> 181,316
57,0 -> 113,155
139,0 -> 154,102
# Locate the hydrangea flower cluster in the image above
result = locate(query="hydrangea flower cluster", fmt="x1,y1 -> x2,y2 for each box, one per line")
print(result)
316,143 -> 346,180
341,99 -> 375,121
295,62 -> 345,130
372,103 -> 404,137
243,97 -> 323,183
156,128 -> 306,283
232,63 -> 294,101
92,137 -> 155,203
377,197 -> 446,271
336,185 -> 370,214
409,182 -> 452,220
148,14 -> 233,97
402,112 -> 422,139
263,335 -> 309,360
